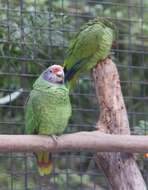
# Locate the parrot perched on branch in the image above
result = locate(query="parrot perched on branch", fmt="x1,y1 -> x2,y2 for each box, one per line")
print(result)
64,18 -> 116,88
25,65 -> 71,176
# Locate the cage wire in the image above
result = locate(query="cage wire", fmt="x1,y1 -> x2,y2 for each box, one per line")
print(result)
0,0 -> 148,189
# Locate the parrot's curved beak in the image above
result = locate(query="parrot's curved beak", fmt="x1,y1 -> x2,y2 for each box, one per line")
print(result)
56,71 -> 64,79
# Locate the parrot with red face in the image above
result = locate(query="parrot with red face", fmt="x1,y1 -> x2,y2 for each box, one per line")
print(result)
25,65 -> 71,176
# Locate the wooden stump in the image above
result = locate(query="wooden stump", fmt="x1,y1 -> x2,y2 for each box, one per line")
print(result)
92,58 -> 146,190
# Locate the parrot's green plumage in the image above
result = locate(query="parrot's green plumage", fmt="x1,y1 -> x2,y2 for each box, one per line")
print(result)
25,65 -> 71,176
26,79 -> 71,135
64,18 -> 116,88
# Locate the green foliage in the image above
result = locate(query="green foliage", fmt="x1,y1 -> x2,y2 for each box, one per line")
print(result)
134,120 -> 148,135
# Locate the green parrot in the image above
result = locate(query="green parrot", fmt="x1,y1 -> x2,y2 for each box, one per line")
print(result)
64,18 -> 116,88
25,65 -> 72,176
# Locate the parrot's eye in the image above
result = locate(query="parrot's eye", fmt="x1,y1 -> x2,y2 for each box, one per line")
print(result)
49,70 -> 52,73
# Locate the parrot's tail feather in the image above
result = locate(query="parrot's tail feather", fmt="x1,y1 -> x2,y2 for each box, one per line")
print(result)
64,59 -> 83,83
37,160 -> 53,176
64,56 -> 91,84
35,152 -> 53,176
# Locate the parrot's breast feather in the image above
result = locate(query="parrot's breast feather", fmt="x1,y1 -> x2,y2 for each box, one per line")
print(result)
25,80 -> 71,135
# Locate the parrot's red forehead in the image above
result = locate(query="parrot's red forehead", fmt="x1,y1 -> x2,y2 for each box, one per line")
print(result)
49,65 -> 63,73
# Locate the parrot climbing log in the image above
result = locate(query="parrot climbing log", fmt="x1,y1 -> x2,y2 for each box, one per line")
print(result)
64,18 -> 116,88
25,65 -> 72,176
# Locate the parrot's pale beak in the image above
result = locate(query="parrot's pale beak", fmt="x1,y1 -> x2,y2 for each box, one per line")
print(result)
56,71 -> 64,79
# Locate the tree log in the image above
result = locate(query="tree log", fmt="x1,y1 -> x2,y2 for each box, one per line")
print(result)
92,58 -> 147,190
0,133 -> 147,153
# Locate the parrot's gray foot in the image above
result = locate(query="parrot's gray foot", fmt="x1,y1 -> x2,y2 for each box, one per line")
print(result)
51,135 -> 58,145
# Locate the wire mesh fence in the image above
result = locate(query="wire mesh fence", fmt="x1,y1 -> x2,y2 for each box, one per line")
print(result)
0,0 -> 148,189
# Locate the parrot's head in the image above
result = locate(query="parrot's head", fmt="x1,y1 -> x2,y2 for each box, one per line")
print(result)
43,65 -> 64,84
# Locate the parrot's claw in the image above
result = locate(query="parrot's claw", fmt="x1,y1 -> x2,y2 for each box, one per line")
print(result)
51,135 -> 58,145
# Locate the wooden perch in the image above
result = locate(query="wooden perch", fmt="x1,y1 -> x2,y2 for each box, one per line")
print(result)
0,133 -> 148,153
92,58 -> 147,190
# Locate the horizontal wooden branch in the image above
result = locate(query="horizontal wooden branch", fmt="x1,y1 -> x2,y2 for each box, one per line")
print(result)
0,131 -> 148,153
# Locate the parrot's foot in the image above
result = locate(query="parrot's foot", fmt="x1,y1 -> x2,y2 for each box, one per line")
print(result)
51,135 -> 58,145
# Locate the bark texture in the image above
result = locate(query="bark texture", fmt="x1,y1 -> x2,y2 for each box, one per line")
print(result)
92,58 -> 146,190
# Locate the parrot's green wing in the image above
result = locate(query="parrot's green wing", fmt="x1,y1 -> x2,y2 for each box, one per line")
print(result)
25,93 -> 39,134
64,18 -> 116,88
